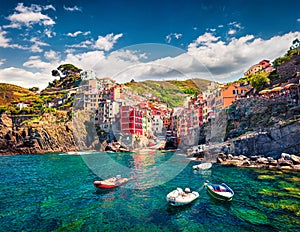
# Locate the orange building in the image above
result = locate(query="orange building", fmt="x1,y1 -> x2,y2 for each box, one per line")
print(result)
221,83 -> 251,108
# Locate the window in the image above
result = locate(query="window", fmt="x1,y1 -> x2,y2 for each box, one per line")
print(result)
233,90 -> 238,94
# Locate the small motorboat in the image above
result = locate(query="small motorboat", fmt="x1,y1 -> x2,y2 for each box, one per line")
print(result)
166,187 -> 199,206
204,182 -> 234,201
192,162 -> 212,170
94,175 -> 129,189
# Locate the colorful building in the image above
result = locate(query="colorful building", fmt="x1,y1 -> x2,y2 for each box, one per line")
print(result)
221,83 -> 251,108
244,60 -> 275,76
120,106 -> 143,135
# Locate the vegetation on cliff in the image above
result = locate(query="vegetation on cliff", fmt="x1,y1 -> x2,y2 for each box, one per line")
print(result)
273,39 -> 300,67
0,83 -> 34,106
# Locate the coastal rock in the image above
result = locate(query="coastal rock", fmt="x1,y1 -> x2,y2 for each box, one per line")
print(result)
281,153 -> 291,160
290,155 -> 300,164
229,122 -> 300,158
238,155 -> 248,160
267,157 -> 278,165
293,164 -> 300,170
227,154 -> 234,160
0,112 -> 78,155
217,157 -> 223,164
257,157 -> 269,164
277,158 -> 294,167
0,114 -> 12,128
216,153 -> 300,171
220,159 -> 244,167
218,152 -> 227,161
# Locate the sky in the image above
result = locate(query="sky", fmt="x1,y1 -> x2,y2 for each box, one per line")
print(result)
0,0 -> 299,89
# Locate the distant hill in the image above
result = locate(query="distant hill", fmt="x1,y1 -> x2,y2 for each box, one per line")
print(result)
125,78 -> 212,107
0,83 -> 34,106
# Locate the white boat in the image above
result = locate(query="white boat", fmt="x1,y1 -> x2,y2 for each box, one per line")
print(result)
192,162 -> 212,170
166,187 -> 199,206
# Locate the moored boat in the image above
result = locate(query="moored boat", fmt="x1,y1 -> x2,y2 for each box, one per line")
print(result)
94,175 -> 129,189
166,187 -> 199,206
204,182 -> 234,201
192,162 -> 212,170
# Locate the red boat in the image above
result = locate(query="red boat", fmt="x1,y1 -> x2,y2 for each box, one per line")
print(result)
94,175 -> 129,189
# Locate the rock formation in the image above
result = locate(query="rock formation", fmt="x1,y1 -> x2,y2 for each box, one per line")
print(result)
0,112 -> 78,155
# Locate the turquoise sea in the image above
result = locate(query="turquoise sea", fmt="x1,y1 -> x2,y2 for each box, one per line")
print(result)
0,151 -> 300,231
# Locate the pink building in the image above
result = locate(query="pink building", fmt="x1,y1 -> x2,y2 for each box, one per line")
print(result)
120,106 -> 143,135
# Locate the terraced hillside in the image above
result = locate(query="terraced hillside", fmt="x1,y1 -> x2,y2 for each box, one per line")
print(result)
125,78 -> 212,107
0,83 -> 34,106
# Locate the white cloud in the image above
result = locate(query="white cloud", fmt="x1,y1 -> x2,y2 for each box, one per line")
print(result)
166,35 -> 171,43
218,25 -> 224,28
297,18 -> 300,22
188,32 -> 220,49
67,40 -> 94,48
228,29 -> 236,35
2,31 -> 300,90
94,33 -> 123,51
0,28 -> 11,48
65,51 -> 106,70
165,33 -> 183,43
0,67 -> 48,89
66,33 -> 122,51
29,37 -> 49,53
0,27 -> 26,49
44,50 -> 60,61
186,31 -> 300,81
23,56 -> 54,70
6,3 -> 55,28
0,59 -> 6,66
228,21 -> 243,29
67,31 -> 90,37
97,32 -> 300,84
63,5 -> 82,12
43,5 -> 56,11
44,28 -> 56,38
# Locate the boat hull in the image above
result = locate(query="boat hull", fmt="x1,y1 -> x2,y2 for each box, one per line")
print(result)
94,177 -> 129,189
205,183 -> 234,201
166,188 -> 199,206
192,162 -> 212,170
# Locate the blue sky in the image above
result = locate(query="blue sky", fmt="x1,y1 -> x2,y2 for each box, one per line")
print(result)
0,0 -> 299,89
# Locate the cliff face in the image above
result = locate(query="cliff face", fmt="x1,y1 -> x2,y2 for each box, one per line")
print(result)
223,96 -> 300,158
230,121 -> 300,157
0,112 -> 78,155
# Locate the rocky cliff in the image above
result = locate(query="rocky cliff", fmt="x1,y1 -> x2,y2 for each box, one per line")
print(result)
200,96 -> 300,161
0,112 -> 78,155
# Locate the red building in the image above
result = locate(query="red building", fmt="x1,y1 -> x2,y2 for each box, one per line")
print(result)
120,106 -> 143,135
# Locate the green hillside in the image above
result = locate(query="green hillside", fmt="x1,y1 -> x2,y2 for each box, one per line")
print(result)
125,78 -> 212,107
0,83 -> 34,106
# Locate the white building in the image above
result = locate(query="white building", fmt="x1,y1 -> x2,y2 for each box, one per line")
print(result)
152,115 -> 164,135
81,70 -> 96,80
95,101 -> 120,131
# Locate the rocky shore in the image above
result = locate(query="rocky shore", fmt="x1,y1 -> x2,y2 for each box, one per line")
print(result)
216,152 -> 300,171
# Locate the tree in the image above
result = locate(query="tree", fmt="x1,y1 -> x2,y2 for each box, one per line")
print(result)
57,64 -> 82,77
51,64 -> 82,79
291,38 -> 300,50
247,72 -> 270,91
28,87 -> 39,93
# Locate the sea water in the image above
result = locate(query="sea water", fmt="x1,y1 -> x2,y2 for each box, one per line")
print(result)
0,151 -> 299,231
